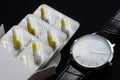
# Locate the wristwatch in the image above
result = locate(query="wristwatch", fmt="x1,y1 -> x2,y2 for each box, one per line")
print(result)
56,9 -> 120,80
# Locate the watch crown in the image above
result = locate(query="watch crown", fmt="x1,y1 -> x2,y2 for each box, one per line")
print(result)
109,62 -> 113,66
70,51 -> 72,54
112,44 -> 115,47
74,39 -> 78,42
92,32 -> 96,35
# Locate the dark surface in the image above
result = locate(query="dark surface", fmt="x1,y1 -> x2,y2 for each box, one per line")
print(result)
0,0 -> 120,80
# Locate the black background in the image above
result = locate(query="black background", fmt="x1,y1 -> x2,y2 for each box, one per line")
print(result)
0,0 -> 120,80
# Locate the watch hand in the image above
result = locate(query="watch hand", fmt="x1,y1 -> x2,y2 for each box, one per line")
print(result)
91,51 -> 108,55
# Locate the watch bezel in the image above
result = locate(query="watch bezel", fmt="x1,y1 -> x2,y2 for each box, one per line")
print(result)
70,34 -> 114,69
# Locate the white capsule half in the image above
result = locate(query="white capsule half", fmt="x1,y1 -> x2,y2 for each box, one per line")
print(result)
0,41 -> 10,52
41,7 -> 50,23
19,55 -> 29,66
27,15 -> 37,35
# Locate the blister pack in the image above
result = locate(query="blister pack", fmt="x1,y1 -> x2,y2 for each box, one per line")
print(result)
33,4 -> 80,37
18,14 -> 67,50
0,4 -> 80,72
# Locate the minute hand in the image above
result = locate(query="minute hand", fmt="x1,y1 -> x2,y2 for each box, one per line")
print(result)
91,51 -> 108,55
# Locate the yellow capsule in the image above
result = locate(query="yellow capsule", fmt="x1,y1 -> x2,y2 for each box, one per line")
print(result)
61,18 -> 68,27
13,28 -> 22,50
27,16 -> 36,35
41,7 -> 47,15
47,30 -> 57,49
61,18 -> 70,36
32,42 -> 41,65
32,42 -> 40,51
27,22 -> 36,35
40,7 -> 50,23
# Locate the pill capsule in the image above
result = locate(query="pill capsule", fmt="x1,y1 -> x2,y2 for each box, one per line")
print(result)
27,15 -> 37,35
13,28 -> 22,50
1,41 -> 10,51
32,42 -> 41,65
41,7 -> 50,23
19,55 -> 29,66
47,30 -> 57,49
61,18 -> 70,36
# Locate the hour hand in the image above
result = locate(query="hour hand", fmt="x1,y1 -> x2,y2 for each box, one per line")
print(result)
90,51 -> 108,55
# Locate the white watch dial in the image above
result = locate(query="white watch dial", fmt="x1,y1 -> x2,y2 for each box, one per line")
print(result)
71,34 -> 113,68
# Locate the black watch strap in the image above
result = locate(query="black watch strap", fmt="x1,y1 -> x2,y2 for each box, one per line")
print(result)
56,65 -> 85,80
98,9 -> 120,43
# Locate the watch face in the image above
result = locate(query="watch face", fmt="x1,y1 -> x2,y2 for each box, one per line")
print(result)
71,34 -> 113,69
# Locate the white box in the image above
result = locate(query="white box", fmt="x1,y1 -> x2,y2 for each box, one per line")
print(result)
0,46 -> 61,80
